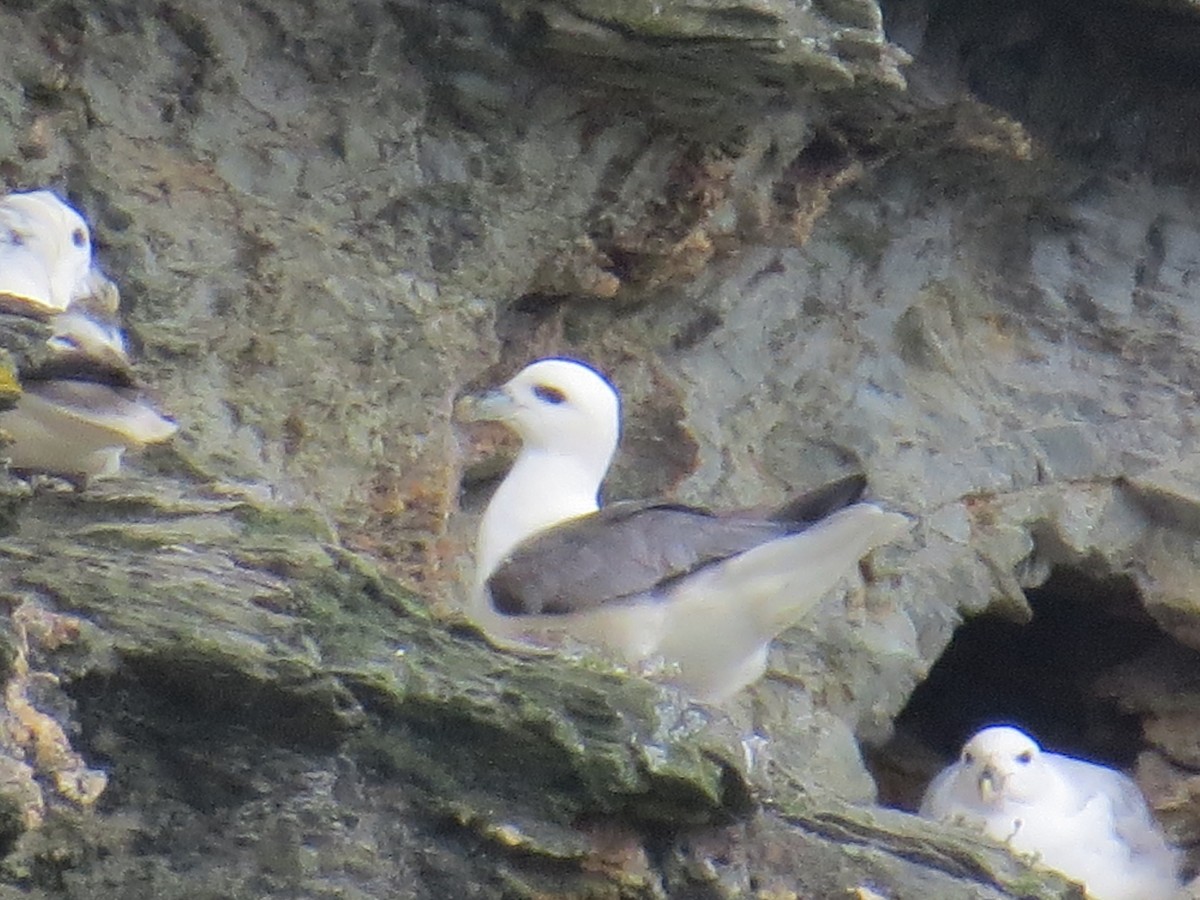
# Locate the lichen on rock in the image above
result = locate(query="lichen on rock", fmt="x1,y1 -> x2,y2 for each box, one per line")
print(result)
1,0 -> 1200,896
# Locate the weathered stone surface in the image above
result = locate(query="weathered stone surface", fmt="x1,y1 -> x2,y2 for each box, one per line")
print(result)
1,0 -> 1200,895
492,0 -> 908,121
0,481 -> 745,896
0,478 -> 1084,897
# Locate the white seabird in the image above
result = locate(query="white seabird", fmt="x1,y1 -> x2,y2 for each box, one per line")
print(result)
0,190 -> 104,318
0,311 -> 178,486
462,357 -> 910,701
920,725 -> 1181,900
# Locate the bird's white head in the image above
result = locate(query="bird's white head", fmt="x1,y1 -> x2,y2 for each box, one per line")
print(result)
959,725 -> 1047,806
491,358 -> 620,467
0,190 -> 94,313
465,357 -> 622,585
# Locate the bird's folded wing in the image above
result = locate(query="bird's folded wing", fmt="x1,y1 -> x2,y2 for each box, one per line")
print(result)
25,356 -> 136,388
22,381 -> 177,444
1050,755 -> 1178,865
486,501 -> 793,615
917,763 -> 963,819
1052,756 -> 1145,817
768,473 -> 867,524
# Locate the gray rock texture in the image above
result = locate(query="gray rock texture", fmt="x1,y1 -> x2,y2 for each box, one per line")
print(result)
2,0 -> 1200,896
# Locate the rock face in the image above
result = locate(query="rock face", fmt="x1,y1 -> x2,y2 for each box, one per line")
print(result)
1,0 -> 1200,896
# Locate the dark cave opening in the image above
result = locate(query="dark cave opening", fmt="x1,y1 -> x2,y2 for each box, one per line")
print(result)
878,0 -> 1200,179
865,566 -> 1174,812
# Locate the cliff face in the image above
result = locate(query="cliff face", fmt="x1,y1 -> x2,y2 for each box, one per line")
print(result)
1,0 -> 1199,896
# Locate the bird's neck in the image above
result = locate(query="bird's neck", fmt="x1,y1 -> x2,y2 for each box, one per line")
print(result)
474,447 -> 604,586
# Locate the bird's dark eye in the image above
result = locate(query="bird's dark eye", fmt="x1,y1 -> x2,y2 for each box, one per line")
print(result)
1016,751 -> 1033,764
533,384 -> 566,405
962,751 -> 974,765
71,228 -> 87,248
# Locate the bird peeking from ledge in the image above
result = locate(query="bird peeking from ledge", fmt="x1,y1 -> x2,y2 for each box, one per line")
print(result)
458,357 -> 909,701
0,309 -> 178,488
0,188 -> 178,487
0,190 -> 114,319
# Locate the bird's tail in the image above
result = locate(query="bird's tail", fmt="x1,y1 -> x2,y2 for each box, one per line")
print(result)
721,503 -> 910,633
655,503 -> 909,700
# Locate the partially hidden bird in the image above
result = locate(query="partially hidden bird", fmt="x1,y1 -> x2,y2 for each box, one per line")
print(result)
0,189 -> 107,318
0,310 -> 178,486
920,725 -> 1181,900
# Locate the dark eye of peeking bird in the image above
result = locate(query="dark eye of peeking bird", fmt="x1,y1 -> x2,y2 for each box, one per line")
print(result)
1016,751 -> 1033,764
533,384 -> 567,405
963,751 -> 974,765
71,228 -> 87,247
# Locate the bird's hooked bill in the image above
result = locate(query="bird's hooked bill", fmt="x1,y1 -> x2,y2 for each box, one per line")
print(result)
455,387 -> 513,423
977,767 -> 1003,803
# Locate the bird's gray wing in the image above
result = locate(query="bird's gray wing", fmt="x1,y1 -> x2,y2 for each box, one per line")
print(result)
25,356 -> 135,388
486,501 -> 794,615
769,473 -> 867,525
22,381 -> 177,443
